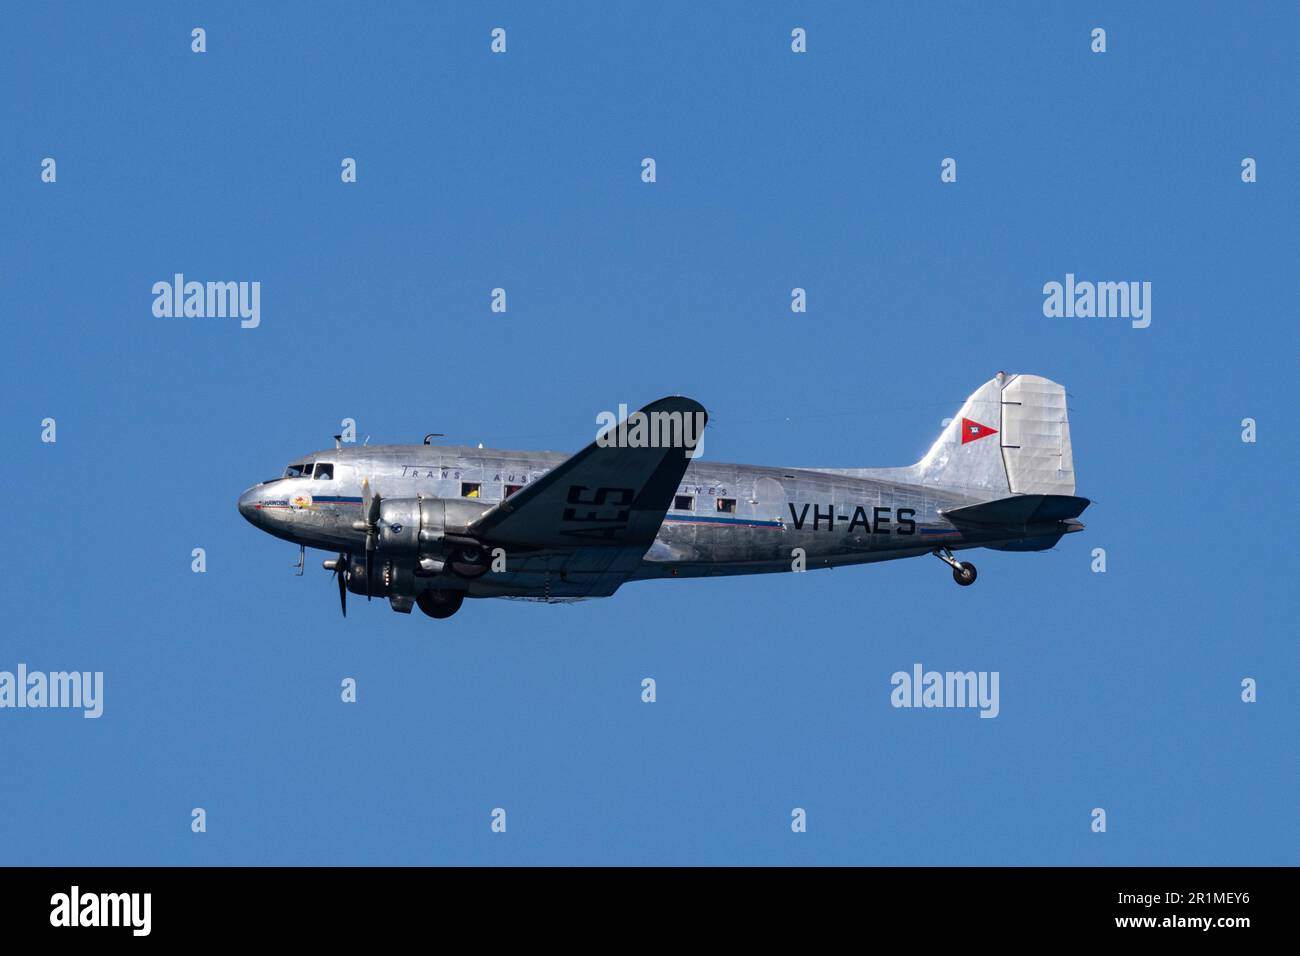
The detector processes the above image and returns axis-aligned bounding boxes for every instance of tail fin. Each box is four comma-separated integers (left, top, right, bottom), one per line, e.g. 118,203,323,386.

912,373,1076,497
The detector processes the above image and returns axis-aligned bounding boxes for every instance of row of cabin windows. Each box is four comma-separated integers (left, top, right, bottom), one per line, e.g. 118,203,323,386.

458,485,734,510
460,482,523,499
459,485,735,512
282,469,730,512
675,494,735,514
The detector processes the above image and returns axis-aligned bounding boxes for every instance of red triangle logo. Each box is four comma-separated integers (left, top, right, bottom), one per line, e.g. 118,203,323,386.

961,418,998,444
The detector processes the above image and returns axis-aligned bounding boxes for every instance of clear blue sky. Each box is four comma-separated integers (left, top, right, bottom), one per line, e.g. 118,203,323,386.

2,2,1295,865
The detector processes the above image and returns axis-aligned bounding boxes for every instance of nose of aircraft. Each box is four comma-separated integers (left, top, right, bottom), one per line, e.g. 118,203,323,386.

237,486,261,527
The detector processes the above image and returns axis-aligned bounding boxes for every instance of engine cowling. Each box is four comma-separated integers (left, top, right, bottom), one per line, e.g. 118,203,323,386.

375,497,492,555
344,553,421,598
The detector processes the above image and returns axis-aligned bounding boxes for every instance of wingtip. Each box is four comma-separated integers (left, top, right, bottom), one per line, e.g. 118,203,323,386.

641,395,708,421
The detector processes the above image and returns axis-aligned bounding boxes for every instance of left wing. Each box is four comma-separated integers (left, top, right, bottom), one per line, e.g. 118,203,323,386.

469,396,707,549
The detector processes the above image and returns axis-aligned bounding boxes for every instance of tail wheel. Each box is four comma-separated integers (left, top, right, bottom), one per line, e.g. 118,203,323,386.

952,562,977,587
416,589,465,619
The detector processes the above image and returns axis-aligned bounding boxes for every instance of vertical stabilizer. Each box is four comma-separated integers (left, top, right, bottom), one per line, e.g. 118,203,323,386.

913,374,1076,498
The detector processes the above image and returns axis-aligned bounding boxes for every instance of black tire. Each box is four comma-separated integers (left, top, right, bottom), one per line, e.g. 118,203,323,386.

952,562,977,587
416,589,465,619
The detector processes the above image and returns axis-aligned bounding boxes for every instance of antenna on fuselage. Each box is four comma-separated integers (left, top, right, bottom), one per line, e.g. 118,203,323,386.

423,433,445,445
333,434,342,449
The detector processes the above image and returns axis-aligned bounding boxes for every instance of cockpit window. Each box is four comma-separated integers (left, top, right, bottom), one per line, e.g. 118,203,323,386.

313,463,334,480
285,463,310,478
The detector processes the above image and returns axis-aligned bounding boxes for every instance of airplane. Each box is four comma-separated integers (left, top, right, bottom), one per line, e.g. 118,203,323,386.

237,373,1088,620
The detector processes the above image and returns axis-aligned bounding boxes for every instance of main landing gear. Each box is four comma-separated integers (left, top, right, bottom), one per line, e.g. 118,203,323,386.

933,547,977,587
416,588,464,619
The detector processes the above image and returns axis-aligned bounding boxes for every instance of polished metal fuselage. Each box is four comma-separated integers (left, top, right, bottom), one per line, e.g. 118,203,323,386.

238,444,1036,602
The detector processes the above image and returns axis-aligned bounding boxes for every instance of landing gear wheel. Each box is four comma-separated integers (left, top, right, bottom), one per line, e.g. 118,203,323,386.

416,589,464,619
952,562,977,587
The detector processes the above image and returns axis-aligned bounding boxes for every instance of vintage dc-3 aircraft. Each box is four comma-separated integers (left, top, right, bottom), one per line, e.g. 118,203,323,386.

237,373,1088,620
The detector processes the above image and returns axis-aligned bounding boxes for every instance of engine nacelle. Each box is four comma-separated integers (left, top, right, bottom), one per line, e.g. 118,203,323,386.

376,497,492,555
344,554,419,599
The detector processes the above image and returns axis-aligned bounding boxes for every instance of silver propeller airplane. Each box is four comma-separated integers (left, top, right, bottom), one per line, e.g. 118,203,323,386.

238,373,1088,620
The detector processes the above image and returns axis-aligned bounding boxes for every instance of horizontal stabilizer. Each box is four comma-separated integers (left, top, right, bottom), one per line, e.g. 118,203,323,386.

943,494,1090,529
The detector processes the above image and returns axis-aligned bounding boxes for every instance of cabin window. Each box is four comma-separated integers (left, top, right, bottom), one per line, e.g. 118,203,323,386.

285,463,310,478
716,497,736,514
461,482,481,498
313,463,334,480
505,484,523,498
674,495,694,511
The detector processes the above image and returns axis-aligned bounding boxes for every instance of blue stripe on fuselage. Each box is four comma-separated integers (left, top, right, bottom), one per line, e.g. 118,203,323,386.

662,514,783,528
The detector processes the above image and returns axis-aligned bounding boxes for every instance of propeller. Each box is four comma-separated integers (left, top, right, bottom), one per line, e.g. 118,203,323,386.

336,557,347,616
323,554,348,617
361,478,381,601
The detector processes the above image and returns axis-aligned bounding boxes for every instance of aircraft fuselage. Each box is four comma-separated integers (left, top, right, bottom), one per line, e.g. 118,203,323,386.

238,444,1059,604
238,377,1086,615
